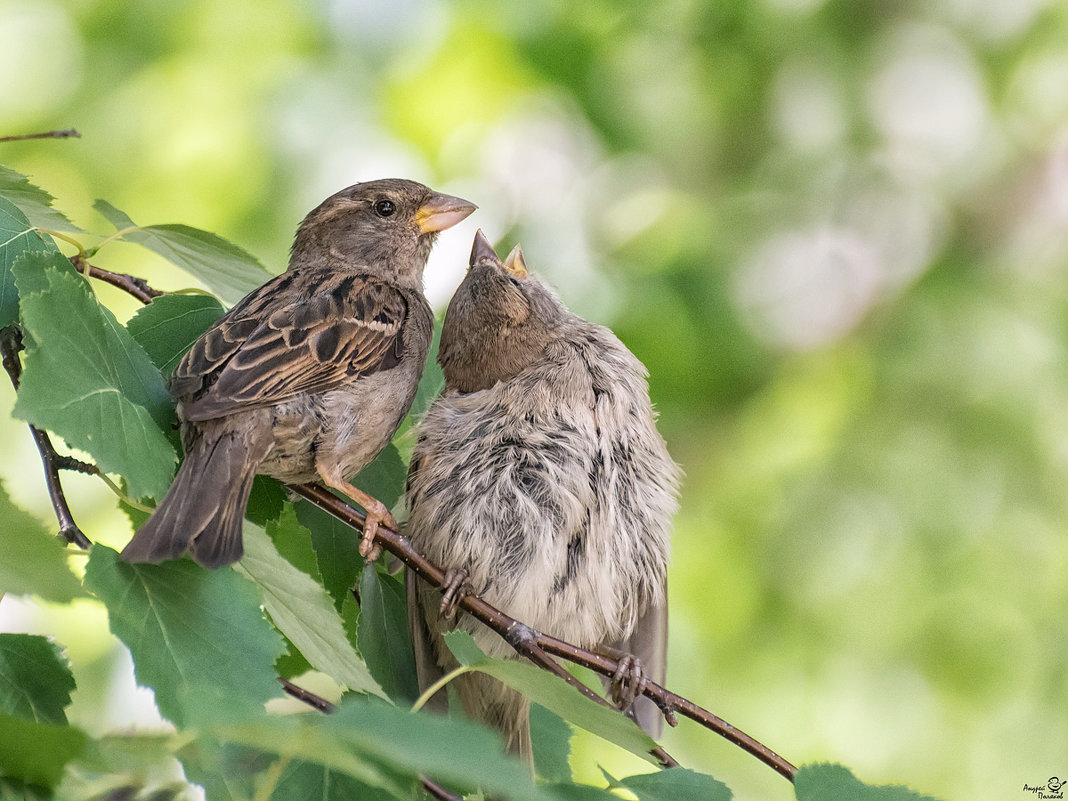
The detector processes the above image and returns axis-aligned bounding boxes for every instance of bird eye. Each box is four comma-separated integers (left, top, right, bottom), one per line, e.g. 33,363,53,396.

373,199,396,217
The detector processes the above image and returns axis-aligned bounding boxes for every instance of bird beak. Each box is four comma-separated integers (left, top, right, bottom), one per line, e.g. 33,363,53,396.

469,229,500,267
415,192,477,233
502,243,528,278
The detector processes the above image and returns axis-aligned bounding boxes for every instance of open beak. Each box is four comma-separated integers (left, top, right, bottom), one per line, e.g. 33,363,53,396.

469,229,501,268
415,192,477,233
502,243,528,278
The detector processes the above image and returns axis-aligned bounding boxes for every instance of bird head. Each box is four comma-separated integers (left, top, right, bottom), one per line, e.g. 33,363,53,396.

290,179,476,285
439,230,568,393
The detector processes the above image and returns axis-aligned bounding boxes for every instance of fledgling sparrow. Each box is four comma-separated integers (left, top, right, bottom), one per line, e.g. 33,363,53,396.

121,179,476,568
406,231,679,764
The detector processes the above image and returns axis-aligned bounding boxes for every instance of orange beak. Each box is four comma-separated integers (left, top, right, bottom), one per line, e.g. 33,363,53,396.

415,192,477,233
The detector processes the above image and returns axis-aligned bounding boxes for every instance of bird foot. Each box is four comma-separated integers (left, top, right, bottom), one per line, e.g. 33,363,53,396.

439,567,471,619
357,498,396,562
609,653,648,713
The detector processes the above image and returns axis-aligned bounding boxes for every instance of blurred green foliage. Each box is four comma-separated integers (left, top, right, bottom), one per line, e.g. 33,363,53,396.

2,0,1067,798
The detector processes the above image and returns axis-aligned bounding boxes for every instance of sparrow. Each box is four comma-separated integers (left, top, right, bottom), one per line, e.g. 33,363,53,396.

121,179,476,568
405,231,679,764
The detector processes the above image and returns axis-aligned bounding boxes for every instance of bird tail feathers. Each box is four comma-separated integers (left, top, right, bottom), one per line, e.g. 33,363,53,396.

120,430,262,569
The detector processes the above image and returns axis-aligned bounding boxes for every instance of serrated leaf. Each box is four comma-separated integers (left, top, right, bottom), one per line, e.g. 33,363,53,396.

83,545,285,728
237,523,384,698
531,703,572,783
794,764,943,801
0,481,85,602
444,631,657,763
358,562,418,703
0,166,83,233
0,634,76,725
126,293,224,375
0,713,86,788
0,195,55,328
11,253,177,500
604,767,732,801
297,500,363,611
94,199,271,304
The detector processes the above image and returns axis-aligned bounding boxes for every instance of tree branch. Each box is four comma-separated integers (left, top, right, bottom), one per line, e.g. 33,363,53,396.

70,254,164,304
0,325,92,548
0,129,81,143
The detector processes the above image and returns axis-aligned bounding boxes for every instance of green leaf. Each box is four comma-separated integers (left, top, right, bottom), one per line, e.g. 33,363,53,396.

443,631,658,763
0,166,83,233
211,716,398,792
352,442,407,511
408,320,444,422
0,713,86,788
78,731,184,773
94,199,271,304
273,760,403,801
0,195,54,328
0,481,85,602
794,764,944,801
126,293,224,375
11,253,177,500
83,545,285,728
605,767,732,801
0,634,76,725
56,731,185,801
326,697,545,801
296,499,363,611
0,775,51,800
177,740,260,801
357,562,418,703
541,784,618,800
246,475,287,527
530,703,572,783
237,523,384,698
264,503,320,578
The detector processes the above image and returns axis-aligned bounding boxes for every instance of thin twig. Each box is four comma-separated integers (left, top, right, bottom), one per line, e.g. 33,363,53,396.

0,129,81,143
279,677,462,801
70,254,163,304
278,677,336,713
0,325,91,548
79,270,798,781
419,776,462,801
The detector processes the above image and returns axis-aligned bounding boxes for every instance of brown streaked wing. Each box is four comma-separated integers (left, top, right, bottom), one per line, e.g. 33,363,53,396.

181,273,408,421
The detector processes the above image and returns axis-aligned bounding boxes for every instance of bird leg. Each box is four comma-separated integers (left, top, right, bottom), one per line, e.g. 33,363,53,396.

438,567,471,619
317,470,395,561
596,644,649,714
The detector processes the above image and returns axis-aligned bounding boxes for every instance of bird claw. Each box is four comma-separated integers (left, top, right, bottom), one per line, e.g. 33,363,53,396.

610,654,648,713
358,501,395,562
439,567,471,619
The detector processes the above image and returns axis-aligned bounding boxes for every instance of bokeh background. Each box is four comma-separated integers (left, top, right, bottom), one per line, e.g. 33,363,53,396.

2,1,1068,799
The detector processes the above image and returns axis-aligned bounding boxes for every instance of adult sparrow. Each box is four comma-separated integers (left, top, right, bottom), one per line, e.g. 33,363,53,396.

406,231,679,763
121,179,476,568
